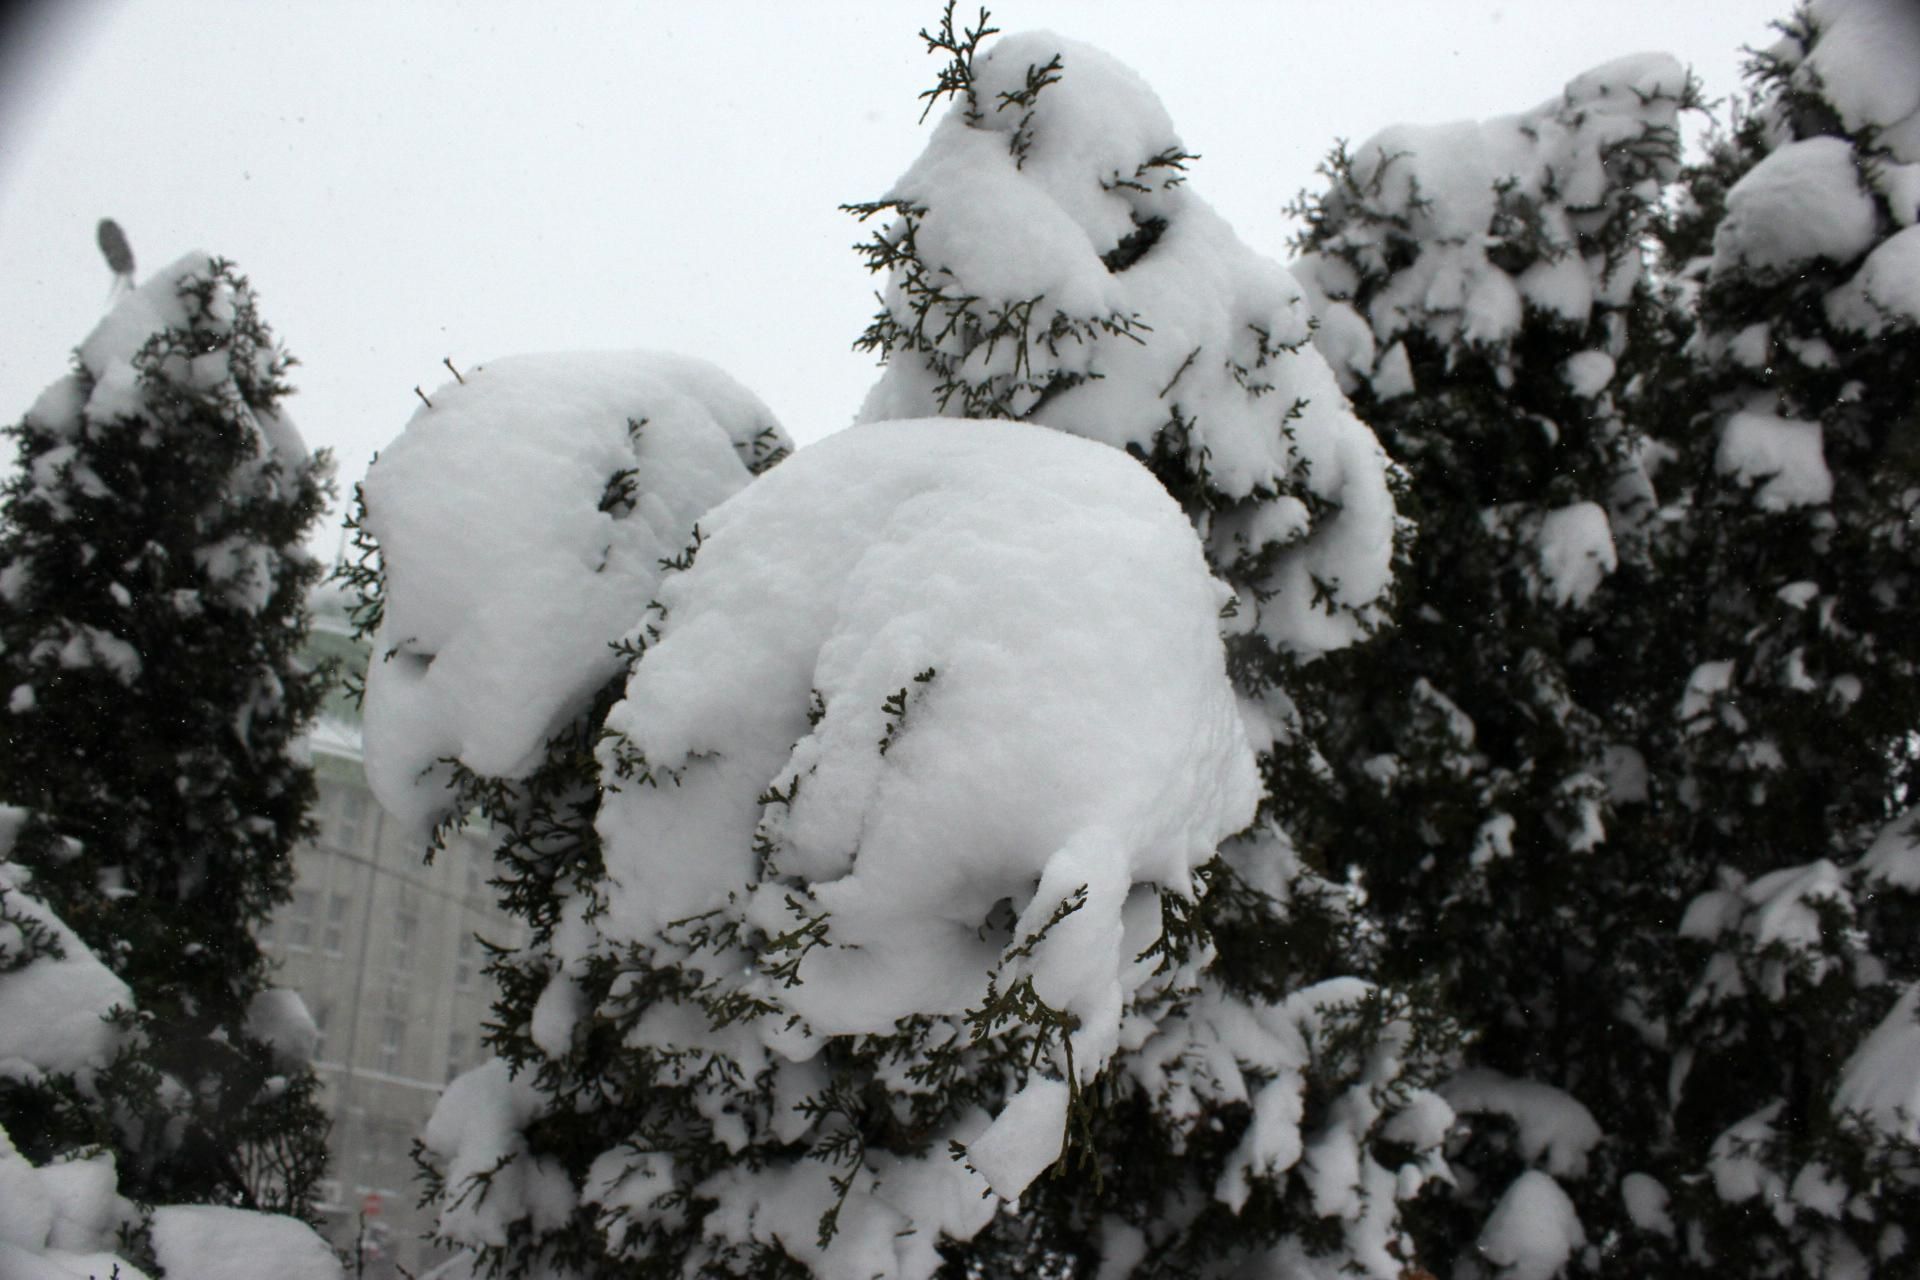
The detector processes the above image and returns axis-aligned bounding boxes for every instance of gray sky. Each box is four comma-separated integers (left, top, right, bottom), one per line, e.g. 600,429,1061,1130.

1,1,1785,553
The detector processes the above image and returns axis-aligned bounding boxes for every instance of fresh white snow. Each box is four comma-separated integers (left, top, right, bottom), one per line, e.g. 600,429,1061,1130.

1440,1069,1603,1179
1709,137,1878,281
593,416,1259,1084
359,349,789,832
150,1206,343,1280
0,856,133,1077
1715,406,1833,510
1475,1170,1586,1280
1833,983,1920,1142
1799,0,1920,161
1534,502,1619,608
855,32,1399,660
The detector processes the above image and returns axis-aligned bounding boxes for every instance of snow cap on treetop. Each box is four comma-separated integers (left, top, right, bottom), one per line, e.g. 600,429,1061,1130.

359,350,789,832
1316,51,1688,355
1791,0,1920,161
31,250,310,466
858,28,1400,658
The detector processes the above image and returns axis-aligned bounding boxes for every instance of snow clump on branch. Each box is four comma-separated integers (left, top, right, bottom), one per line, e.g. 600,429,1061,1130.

853,29,1397,659
357,351,789,833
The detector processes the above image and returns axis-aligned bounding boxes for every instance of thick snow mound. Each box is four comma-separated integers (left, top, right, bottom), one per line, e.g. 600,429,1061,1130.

1800,0,1920,162
361,350,789,831
1,1126,341,1280
0,1125,136,1262
423,1060,573,1247
1825,225,1920,334
1319,52,1687,352
243,988,319,1067
1440,1070,1602,1179
151,1206,341,1280
856,32,1397,658
1534,503,1618,607
0,860,133,1076
880,30,1179,321
1347,53,1687,242
1710,137,1877,280
595,417,1259,1184
1715,406,1832,510
966,1077,1069,1199
1477,1171,1585,1280
1833,983,1920,1140
1858,808,1920,888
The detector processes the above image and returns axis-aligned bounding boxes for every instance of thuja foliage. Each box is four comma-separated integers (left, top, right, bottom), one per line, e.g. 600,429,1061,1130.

1624,5,1920,1272
0,255,334,1219
1280,50,1706,1272
844,7,1454,1276
356,421,814,1280
352,7,1918,1280
1279,4,1920,1276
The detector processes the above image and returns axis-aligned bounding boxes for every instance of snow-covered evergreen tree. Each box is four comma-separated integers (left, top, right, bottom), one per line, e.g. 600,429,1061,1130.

1635,2,1920,1272
1284,51,1700,1277
0,255,335,1245
341,8,1920,1278
348,350,802,1277
845,10,1453,1276
1283,4,1920,1274
1,806,343,1280
363,387,1445,1280
354,20,1461,1269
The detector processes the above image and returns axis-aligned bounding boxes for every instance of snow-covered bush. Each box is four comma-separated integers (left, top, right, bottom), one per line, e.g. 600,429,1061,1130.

1639,2,1920,1272
1283,47,1700,1277
1279,3,1920,1274
344,8,1919,1278
0,807,342,1280
361,14,1453,1273
352,349,788,832
349,348,790,1273
850,9,1399,666
0,253,333,1220
361,362,1450,1275
840,11,1463,1275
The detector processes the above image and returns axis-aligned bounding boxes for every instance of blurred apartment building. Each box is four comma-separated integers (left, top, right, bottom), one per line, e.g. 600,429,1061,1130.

257,590,523,1278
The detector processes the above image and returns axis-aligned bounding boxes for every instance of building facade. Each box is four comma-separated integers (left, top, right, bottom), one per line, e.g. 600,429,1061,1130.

258,597,522,1277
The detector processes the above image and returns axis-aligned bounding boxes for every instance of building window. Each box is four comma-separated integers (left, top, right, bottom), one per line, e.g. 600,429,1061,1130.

287,889,317,949
454,932,476,992
355,1114,385,1168
377,1013,406,1074
312,1000,333,1057
327,787,370,853
322,892,351,956
446,1031,469,1083
390,907,419,977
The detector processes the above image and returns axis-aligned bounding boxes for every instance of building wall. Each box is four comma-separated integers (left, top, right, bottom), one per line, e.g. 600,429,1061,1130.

259,708,522,1276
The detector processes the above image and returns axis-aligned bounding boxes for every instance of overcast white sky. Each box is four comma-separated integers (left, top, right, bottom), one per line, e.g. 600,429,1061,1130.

0,1,1785,552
